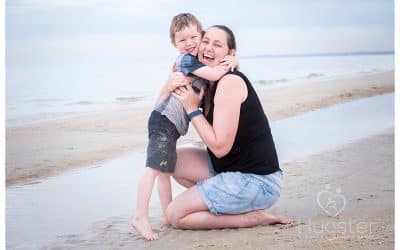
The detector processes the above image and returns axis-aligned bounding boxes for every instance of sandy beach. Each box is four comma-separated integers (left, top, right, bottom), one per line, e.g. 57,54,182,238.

5,71,394,186
42,130,394,249
5,71,394,249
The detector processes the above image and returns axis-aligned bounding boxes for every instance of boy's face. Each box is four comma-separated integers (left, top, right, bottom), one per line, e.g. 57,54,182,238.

174,24,202,56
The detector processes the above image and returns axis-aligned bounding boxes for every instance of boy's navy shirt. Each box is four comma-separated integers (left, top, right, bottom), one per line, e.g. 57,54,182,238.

175,53,205,75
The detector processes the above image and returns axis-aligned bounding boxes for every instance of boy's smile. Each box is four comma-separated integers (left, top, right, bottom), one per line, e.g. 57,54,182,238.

174,24,202,56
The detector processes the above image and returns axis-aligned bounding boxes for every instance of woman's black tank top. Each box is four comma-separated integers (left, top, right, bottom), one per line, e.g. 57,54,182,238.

205,71,280,175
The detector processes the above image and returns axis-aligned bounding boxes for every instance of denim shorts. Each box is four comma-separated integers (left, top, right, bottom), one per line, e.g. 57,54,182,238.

197,156,282,214
145,110,180,173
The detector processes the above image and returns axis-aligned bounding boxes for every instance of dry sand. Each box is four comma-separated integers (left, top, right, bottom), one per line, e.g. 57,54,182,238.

5,71,394,186
45,130,394,249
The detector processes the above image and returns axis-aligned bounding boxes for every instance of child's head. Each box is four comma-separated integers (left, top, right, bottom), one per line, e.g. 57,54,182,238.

169,13,203,56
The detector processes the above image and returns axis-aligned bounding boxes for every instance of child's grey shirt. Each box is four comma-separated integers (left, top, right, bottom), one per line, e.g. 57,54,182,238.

155,53,208,135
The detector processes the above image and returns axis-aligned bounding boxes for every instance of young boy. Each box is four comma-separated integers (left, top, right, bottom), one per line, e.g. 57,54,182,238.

131,13,237,240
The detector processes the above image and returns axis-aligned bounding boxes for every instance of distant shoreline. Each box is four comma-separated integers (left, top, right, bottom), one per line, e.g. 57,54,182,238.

240,50,394,59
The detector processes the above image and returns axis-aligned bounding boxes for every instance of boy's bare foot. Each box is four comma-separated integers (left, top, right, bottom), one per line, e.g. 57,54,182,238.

249,210,293,226
131,216,159,241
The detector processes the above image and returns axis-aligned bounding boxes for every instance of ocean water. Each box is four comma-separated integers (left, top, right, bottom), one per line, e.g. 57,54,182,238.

6,53,394,128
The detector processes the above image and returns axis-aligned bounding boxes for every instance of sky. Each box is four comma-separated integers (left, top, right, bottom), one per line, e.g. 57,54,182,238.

6,0,394,67
4,0,395,104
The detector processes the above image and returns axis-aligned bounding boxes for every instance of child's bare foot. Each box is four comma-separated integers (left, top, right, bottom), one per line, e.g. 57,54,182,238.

131,216,159,241
249,210,293,226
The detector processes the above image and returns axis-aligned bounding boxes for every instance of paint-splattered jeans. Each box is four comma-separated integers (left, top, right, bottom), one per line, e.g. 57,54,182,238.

145,110,180,173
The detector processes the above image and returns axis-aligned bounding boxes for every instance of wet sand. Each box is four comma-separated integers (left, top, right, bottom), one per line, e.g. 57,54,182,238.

44,130,394,249
5,71,394,186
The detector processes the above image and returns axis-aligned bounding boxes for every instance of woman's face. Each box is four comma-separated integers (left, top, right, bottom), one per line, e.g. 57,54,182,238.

198,27,232,66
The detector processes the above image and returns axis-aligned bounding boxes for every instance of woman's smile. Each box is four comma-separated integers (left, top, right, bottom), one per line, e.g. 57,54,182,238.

201,53,215,63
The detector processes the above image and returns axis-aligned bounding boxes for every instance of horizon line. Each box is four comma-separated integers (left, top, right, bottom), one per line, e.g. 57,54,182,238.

240,50,394,59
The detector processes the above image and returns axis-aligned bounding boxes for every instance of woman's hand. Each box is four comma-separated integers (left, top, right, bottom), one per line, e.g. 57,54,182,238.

172,84,205,113
220,55,240,72
154,72,189,108
166,72,189,92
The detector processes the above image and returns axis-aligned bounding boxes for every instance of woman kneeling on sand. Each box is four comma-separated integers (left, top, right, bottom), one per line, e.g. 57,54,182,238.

167,25,292,229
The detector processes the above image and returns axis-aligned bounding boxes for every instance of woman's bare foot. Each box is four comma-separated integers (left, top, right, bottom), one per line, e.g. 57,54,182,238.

272,214,293,224
131,216,159,241
249,210,293,226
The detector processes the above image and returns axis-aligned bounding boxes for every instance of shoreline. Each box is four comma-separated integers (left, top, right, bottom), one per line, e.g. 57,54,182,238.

5,71,394,186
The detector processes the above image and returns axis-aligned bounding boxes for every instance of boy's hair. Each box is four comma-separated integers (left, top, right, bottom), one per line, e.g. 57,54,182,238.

170,13,203,45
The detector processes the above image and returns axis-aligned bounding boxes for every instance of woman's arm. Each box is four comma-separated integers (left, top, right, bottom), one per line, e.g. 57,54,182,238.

173,74,247,158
